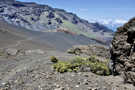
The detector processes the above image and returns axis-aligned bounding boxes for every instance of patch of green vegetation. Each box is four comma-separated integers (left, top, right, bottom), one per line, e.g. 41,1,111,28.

50,56,59,63
52,56,110,76
0,49,4,56
67,48,82,55
61,20,96,38
0,53,2,56
53,61,73,73
62,20,81,34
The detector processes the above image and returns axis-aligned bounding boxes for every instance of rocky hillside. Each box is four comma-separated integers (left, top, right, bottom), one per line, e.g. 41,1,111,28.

0,0,113,44
111,17,135,85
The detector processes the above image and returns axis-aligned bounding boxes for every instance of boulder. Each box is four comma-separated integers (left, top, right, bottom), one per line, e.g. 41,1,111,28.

2,48,25,56
5,48,18,56
110,17,135,85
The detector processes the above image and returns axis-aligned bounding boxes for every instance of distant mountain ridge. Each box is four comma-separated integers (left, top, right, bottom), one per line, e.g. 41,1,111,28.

0,0,114,44
91,19,127,31
0,0,15,3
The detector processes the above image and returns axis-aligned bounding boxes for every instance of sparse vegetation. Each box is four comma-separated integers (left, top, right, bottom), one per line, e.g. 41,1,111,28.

0,49,4,56
0,52,3,56
50,56,59,63
67,48,82,55
52,56,110,75
53,61,72,73
62,20,97,38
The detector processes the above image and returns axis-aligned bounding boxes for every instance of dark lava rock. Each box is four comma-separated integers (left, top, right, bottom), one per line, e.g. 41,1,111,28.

72,17,78,24
55,18,63,24
111,17,135,85
47,12,55,19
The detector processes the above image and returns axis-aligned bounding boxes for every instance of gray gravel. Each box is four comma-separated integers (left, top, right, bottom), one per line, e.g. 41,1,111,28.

0,50,135,90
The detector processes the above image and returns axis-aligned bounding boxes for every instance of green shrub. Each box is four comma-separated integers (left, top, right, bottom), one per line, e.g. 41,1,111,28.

52,56,110,76
53,61,72,73
86,60,110,75
50,56,59,63
0,52,2,56
67,48,82,55
67,48,74,54
88,55,99,62
0,50,4,56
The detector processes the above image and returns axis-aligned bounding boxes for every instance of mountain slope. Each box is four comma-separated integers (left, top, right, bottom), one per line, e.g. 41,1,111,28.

0,0,113,44
0,19,106,51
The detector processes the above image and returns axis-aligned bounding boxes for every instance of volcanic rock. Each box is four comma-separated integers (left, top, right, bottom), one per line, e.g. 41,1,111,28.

111,17,135,85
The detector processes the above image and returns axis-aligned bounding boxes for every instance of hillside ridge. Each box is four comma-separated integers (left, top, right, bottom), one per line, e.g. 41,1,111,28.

0,0,113,44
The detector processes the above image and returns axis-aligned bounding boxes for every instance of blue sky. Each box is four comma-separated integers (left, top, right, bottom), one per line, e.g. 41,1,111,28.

17,0,135,22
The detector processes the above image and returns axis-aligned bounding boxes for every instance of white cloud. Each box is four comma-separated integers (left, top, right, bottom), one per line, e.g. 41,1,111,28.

114,19,127,24
89,18,128,31
101,20,111,25
90,18,127,25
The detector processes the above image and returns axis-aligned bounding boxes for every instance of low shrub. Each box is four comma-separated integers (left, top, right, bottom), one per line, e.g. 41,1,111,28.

67,48,82,55
50,56,59,63
52,56,110,76
0,49,4,56
67,48,74,54
53,61,72,73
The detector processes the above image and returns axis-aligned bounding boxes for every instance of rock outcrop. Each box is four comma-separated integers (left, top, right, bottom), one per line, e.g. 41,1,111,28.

111,17,135,85
67,45,110,59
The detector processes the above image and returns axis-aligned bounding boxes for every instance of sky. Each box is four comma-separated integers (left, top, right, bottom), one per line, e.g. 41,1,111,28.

17,0,135,23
